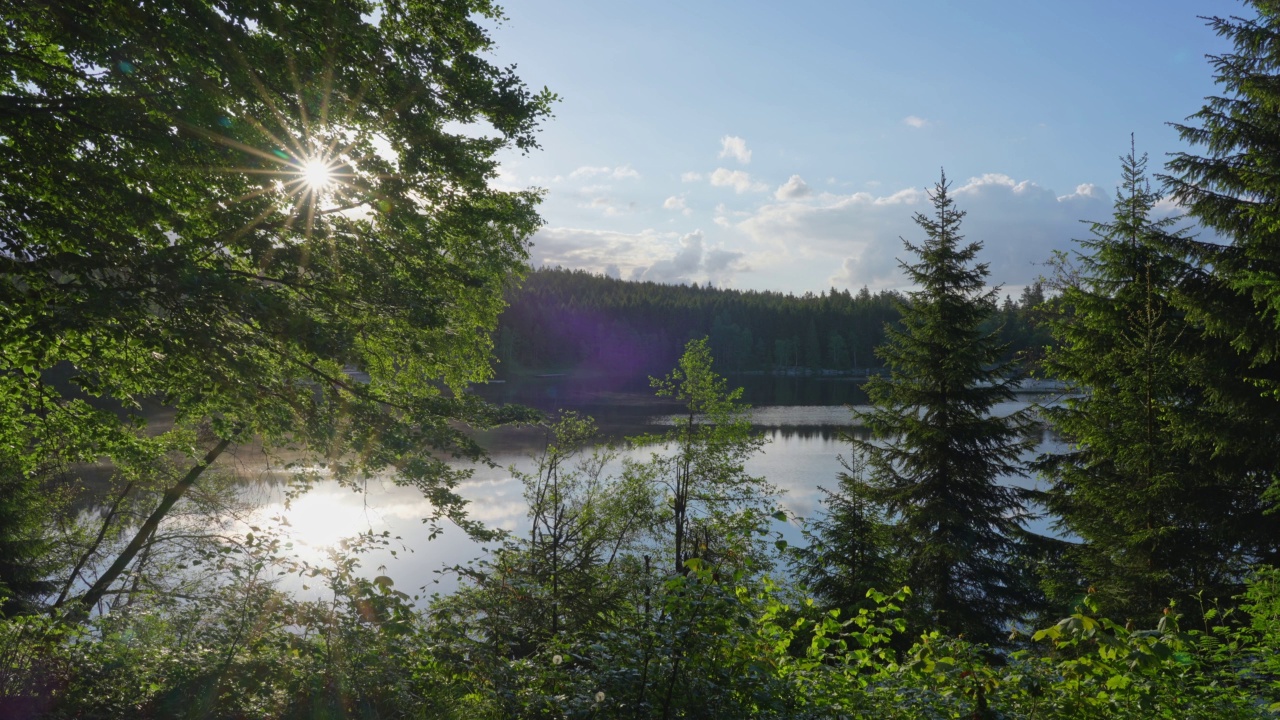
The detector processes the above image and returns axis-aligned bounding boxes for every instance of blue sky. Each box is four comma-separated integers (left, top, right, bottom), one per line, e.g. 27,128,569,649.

483,1,1240,294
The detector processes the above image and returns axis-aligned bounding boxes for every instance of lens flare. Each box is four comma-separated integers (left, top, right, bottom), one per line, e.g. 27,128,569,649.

300,157,333,191
178,51,390,239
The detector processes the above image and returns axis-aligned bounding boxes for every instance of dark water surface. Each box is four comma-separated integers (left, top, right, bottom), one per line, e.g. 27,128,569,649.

467,372,873,440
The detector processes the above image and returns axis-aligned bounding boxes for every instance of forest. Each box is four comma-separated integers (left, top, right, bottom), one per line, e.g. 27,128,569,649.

3,1,1280,718
491,267,1050,376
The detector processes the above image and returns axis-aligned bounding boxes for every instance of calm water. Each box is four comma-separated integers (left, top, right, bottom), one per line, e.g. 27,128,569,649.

239,374,1067,597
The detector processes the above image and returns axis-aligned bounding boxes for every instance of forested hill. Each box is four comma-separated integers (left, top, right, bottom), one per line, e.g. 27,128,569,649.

492,267,1049,377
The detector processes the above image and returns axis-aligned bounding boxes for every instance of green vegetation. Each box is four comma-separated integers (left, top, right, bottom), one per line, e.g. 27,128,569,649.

790,449,897,622
494,266,901,376
1039,144,1280,622
1163,2,1280,524
493,266,1050,377
843,173,1041,643
630,338,776,575
4,343,1279,718
4,0,1280,718
0,458,56,616
2,0,548,616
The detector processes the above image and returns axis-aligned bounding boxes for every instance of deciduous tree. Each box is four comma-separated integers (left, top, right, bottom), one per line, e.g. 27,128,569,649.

628,338,775,576
0,0,552,613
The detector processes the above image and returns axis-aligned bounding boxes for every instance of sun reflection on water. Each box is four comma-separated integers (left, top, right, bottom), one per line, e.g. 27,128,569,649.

260,486,381,557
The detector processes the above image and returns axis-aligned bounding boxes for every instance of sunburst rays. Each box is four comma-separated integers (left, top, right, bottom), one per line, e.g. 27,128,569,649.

301,158,334,191
180,40,393,241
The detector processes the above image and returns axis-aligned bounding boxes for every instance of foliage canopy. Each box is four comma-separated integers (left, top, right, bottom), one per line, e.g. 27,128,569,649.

0,0,552,611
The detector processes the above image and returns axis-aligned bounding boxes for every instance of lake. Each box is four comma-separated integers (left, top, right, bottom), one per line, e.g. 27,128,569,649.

238,374,1068,598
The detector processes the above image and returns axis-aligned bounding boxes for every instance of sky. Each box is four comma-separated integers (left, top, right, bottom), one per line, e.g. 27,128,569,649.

482,0,1242,295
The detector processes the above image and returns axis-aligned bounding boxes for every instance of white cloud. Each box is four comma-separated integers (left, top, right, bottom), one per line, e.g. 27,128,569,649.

531,227,745,286
1057,183,1104,202
663,195,693,216
569,165,640,180
490,166,523,192
681,171,703,182
580,193,636,217
704,248,744,280
874,187,927,205
719,135,752,164
633,230,748,285
710,167,768,194
775,175,811,200
570,165,610,179
636,230,706,283
1152,195,1186,217
713,202,750,226
903,115,930,128
531,227,679,273
736,174,1115,290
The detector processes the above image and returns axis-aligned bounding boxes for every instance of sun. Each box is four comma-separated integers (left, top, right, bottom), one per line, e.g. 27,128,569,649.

184,63,381,238
300,157,334,191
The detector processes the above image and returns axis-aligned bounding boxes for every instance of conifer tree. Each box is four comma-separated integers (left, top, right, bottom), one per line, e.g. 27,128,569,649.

1163,2,1280,518
855,172,1038,642
1038,145,1273,621
0,455,55,616
793,449,898,615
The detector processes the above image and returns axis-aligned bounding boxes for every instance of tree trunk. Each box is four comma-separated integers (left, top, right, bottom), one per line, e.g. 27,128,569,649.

74,437,231,613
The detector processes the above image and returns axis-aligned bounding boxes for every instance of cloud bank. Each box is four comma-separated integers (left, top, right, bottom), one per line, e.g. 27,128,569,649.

737,173,1117,289
531,227,746,286
525,154,1205,295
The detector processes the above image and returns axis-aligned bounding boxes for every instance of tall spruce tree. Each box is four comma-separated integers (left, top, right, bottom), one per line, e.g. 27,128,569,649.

1163,2,1280,520
856,172,1038,642
1039,144,1274,622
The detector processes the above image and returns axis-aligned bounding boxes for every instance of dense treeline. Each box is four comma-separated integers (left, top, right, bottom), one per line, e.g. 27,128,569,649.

493,267,1050,376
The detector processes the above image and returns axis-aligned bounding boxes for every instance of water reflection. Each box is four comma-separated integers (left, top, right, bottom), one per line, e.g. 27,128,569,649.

239,376,1071,597
471,372,872,409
